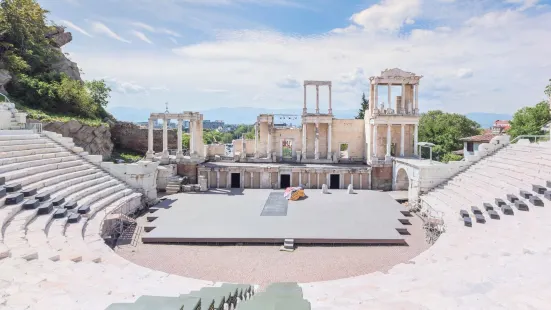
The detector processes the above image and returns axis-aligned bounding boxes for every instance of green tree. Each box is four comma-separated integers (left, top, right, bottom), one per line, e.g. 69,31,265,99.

441,152,463,163
545,79,551,98
508,101,551,139
355,92,369,119
86,79,111,107
182,133,190,150
418,110,481,159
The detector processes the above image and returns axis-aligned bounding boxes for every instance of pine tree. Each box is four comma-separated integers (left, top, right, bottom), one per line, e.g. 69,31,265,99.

355,92,369,119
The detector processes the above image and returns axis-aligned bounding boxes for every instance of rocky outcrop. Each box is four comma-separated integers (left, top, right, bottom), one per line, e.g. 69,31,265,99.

43,120,113,159
0,69,11,95
51,48,81,81
111,121,179,154
46,26,73,48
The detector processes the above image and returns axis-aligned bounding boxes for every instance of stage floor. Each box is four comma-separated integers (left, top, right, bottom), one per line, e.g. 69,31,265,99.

142,189,410,245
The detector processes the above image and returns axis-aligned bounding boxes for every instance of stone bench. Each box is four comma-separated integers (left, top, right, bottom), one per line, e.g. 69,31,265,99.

52,197,65,206
501,205,514,215
507,194,519,203
471,206,482,215
67,213,81,223
5,193,23,205
22,199,39,210
35,192,50,202
495,198,506,207
0,186,5,199
5,183,22,192
53,208,67,219
37,202,53,215
459,210,469,218
483,203,494,211
533,184,546,194
519,190,532,199
474,213,486,223
77,205,90,214
0,176,4,185
487,209,500,219
64,201,77,210
514,200,529,211
463,216,472,227
22,187,37,197
529,196,544,207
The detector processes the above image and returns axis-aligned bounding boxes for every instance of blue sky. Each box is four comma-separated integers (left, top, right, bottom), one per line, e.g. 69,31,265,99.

38,0,551,119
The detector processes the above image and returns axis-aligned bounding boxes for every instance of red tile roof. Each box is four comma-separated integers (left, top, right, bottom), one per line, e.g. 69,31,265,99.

460,131,497,143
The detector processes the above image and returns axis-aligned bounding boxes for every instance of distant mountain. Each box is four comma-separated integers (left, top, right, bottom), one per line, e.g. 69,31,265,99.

466,113,513,129
109,106,358,124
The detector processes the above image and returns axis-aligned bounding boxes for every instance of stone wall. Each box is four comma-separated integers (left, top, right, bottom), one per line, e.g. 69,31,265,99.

371,165,393,191
43,120,113,159
110,121,179,154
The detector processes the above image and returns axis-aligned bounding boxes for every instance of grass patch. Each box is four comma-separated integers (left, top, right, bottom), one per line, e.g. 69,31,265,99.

111,148,144,163
14,103,107,127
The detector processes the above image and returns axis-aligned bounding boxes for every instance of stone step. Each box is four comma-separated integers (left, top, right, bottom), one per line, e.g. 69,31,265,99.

0,153,75,173
0,134,40,141
0,146,66,160
0,142,57,152
0,138,49,146
3,159,83,182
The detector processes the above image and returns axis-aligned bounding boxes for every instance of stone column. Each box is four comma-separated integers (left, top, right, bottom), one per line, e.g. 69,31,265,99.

290,173,293,187
303,85,307,115
388,84,392,111
359,174,363,190
189,120,195,155
374,83,378,109
254,123,258,158
386,124,391,157
340,173,344,189
162,117,169,159
328,85,332,114
267,126,272,159
146,118,154,159
241,171,244,189
372,124,378,158
302,123,307,160
206,171,210,189
277,172,281,188
226,171,231,189
315,85,320,114
415,83,419,113
401,83,406,114
350,174,353,187
400,124,405,157
250,172,254,188
370,83,375,113
327,123,332,160
317,173,320,189
299,172,302,186
414,124,419,156
216,171,220,188
314,122,320,160
176,118,183,158
308,173,311,188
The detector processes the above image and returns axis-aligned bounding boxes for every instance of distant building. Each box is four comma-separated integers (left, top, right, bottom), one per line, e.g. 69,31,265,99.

203,120,225,130
459,129,498,157
491,120,510,134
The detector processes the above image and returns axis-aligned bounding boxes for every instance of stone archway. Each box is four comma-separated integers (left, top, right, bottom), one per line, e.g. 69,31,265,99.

395,168,410,191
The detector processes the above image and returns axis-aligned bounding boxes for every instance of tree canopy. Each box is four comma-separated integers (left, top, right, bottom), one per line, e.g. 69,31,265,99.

418,110,481,160
508,101,550,139
355,93,369,119
0,0,112,120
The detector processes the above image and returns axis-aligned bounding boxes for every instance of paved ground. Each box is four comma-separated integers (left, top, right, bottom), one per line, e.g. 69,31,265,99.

115,190,429,286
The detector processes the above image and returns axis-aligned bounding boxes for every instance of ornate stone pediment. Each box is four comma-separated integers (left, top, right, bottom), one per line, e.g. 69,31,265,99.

380,68,417,78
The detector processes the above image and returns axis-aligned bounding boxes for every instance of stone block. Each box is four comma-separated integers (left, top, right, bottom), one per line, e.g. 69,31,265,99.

483,203,494,211
471,206,482,215
22,188,37,197
77,205,90,214
463,216,472,227
475,213,486,223
514,200,529,211
459,209,469,218
519,190,532,199
52,197,65,206
5,193,23,205
6,183,22,192
545,191,551,201
501,205,514,215
495,198,506,207
37,202,53,215
22,199,39,210
36,193,51,202
322,184,329,194
532,184,546,194
67,213,81,223
488,210,500,219
0,186,5,199
529,196,544,207
347,184,354,194
53,208,67,219
547,180,551,188
64,201,78,210
506,194,519,203
0,176,4,185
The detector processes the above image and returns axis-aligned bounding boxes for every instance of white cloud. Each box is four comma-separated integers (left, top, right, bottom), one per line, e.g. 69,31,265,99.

130,21,181,37
90,21,131,43
131,30,153,44
506,0,540,11
276,76,300,88
169,37,178,44
73,5,551,114
130,21,155,32
350,0,422,32
60,20,92,37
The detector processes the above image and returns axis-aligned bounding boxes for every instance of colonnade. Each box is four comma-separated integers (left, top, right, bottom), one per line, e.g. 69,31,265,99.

301,122,332,160
303,80,332,115
371,82,419,113
146,112,202,160
372,123,418,158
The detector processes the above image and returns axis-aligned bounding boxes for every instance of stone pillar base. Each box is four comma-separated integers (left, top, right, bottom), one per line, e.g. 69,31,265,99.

145,151,154,160
314,152,320,160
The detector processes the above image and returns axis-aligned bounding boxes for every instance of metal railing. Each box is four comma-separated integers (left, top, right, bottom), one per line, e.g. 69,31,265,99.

510,134,550,144
0,93,11,103
25,122,42,134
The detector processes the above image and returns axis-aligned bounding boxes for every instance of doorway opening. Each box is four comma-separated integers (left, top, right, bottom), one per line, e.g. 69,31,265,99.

231,173,241,188
340,143,349,159
282,139,293,159
330,174,340,189
280,174,291,188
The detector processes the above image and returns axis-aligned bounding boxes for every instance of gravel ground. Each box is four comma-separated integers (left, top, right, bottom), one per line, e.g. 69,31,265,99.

115,213,430,286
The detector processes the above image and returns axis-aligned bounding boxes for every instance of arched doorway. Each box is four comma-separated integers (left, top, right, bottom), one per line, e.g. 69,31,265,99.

395,168,410,191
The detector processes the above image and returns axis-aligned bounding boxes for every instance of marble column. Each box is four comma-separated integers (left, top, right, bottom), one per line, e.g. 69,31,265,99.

401,83,406,113
359,174,363,190
146,118,154,159
240,171,244,189
350,174,353,187
267,126,272,159
386,124,391,157
374,83,379,109
308,173,311,188
176,119,183,158
415,83,419,113
315,85,320,114
328,85,332,114
303,85,307,114
250,172,254,188
327,123,332,160
400,124,405,157
317,173,320,189
254,123,258,158
206,171,210,189
299,172,302,186
277,172,281,188
302,123,307,160
162,117,168,159
370,84,375,113
189,120,195,155
226,171,231,189
340,173,344,189
388,84,392,111
314,122,320,160
414,124,419,156
372,124,378,158
290,173,293,187
216,171,220,188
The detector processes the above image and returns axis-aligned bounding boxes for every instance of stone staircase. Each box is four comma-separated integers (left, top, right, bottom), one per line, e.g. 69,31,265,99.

165,176,182,195
420,141,551,227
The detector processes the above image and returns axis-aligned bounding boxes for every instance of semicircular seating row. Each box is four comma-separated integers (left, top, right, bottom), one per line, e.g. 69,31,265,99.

0,130,218,309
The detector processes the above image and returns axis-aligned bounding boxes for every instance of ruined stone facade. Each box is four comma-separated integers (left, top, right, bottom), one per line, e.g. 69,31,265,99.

110,121,179,154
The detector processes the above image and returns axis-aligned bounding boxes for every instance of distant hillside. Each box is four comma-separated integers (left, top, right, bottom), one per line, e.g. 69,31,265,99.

465,113,513,129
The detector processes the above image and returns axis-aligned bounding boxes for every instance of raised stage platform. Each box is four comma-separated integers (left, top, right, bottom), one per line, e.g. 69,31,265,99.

142,189,411,245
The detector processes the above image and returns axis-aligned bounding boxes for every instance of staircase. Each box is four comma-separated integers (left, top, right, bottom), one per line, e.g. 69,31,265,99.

166,176,182,194
420,140,551,228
